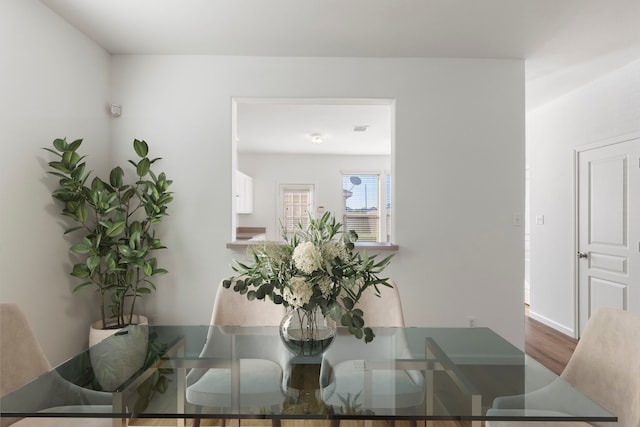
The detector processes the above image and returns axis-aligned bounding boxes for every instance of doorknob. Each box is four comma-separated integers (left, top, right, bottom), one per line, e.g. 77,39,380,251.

577,252,588,259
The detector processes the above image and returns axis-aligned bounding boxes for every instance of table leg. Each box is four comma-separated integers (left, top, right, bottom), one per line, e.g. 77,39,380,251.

176,341,185,427
111,391,127,427
471,394,482,427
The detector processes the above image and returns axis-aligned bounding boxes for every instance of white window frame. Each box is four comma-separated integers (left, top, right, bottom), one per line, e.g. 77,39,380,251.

341,171,390,243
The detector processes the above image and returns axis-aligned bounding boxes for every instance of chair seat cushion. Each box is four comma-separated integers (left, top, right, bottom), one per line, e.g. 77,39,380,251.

186,358,285,409
321,360,423,409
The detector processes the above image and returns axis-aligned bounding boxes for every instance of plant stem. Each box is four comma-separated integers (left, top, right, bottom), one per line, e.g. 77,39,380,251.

100,289,106,329
129,268,140,325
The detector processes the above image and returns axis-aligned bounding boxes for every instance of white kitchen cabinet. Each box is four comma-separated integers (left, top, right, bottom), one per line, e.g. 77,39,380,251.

235,170,253,214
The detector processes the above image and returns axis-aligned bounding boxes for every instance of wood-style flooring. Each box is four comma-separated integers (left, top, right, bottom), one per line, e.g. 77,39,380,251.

524,306,578,376
133,306,578,427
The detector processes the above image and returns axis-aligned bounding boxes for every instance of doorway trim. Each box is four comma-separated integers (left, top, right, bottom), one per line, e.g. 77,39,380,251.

230,97,396,242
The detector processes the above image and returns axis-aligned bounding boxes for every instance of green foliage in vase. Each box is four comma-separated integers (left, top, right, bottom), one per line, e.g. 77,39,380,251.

44,137,173,328
224,212,393,343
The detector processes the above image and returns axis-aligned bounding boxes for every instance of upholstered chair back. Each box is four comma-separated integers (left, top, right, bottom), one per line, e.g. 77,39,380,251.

561,307,640,427
0,304,115,427
356,280,405,327
211,282,286,326
0,303,51,398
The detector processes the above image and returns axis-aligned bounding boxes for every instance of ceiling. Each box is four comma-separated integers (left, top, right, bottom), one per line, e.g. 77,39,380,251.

236,100,392,155
39,0,640,154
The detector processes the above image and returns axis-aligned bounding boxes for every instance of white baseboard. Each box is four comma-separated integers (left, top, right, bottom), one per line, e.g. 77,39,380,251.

528,310,575,338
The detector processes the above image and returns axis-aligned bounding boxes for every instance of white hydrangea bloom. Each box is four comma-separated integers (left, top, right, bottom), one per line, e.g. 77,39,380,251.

283,276,313,308
321,241,349,264
292,241,320,274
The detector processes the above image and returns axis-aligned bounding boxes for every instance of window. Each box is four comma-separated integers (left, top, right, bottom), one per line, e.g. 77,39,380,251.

279,184,314,236
342,173,391,242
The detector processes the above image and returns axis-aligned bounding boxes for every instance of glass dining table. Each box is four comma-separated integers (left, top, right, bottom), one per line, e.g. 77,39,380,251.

0,325,615,427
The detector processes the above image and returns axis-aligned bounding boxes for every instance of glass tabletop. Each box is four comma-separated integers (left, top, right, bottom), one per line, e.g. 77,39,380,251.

0,325,616,424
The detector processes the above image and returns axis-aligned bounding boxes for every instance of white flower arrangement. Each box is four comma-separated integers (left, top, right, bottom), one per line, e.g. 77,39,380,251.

224,212,393,342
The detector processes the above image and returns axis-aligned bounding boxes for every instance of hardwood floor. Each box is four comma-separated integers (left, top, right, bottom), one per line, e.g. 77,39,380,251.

524,305,578,376
133,307,578,427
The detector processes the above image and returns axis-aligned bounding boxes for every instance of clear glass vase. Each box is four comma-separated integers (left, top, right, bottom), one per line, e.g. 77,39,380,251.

279,306,336,357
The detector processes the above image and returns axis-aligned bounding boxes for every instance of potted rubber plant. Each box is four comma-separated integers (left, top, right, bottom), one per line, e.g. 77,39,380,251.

44,137,173,330
44,137,173,390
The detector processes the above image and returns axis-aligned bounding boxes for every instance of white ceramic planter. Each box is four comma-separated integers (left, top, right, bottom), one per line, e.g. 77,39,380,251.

89,315,149,391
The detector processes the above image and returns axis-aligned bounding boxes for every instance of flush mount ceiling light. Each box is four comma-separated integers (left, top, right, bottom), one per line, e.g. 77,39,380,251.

311,134,323,144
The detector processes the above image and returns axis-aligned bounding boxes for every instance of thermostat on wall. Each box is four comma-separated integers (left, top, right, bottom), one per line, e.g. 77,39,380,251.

110,104,122,117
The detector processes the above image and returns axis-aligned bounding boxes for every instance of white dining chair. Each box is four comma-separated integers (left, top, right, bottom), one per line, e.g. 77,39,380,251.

487,307,640,427
0,303,112,427
185,282,288,427
319,281,423,427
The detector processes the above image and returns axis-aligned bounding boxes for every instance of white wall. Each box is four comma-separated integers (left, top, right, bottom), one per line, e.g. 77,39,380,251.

109,56,526,348
0,2,526,363
0,0,110,364
528,59,640,336
238,153,390,240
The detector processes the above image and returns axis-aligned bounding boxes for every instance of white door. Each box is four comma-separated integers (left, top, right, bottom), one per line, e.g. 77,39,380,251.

577,137,640,335
278,184,314,235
